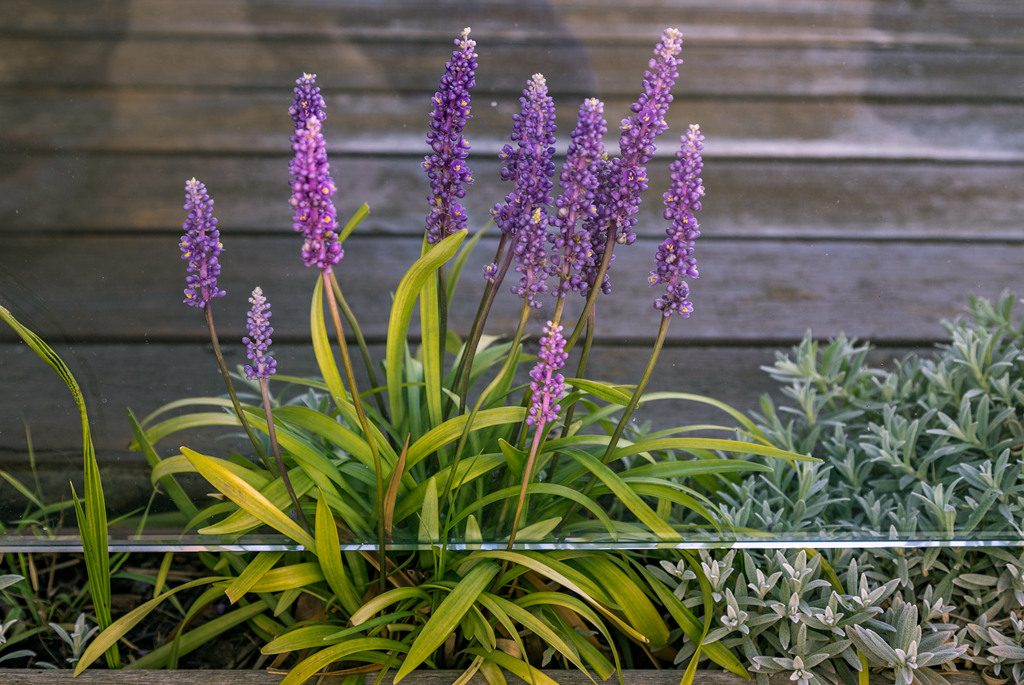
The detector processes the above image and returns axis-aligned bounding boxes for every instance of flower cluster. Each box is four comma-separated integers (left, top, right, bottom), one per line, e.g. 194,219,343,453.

423,27,478,244
289,112,343,271
289,73,326,128
527,321,568,426
650,124,705,317
548,98,608,295
609,27,684,246
493,74,558,238
180,178,225,308
243,286,277,380
495,74,558,306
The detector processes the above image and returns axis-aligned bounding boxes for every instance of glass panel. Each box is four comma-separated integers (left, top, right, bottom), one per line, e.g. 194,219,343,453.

2,2,1022,555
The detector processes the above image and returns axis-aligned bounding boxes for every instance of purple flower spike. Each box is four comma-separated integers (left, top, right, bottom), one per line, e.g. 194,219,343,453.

493,73,558,238
180,177,226,308
548,97,607,296
244,286,277,380
609,27,684,247
650,124,705,317
289,115,344,271
527,321,568,427
423,27,478,244
290,73,326,128
495,74,558,306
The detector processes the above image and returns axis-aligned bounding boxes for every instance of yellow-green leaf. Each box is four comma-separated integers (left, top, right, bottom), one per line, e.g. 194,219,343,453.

394,561,499,683
182,447,315,550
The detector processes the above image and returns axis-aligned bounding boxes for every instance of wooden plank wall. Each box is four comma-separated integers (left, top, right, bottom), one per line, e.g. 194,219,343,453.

1,0,1023,510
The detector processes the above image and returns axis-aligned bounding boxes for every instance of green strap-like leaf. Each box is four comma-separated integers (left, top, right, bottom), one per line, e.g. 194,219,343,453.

315,493,362,615
244,562,324,593
393,561,500,683
476,591,593,677
570,555,669,648
386,230,465,427
611,437,813,464
128,409,198,521
559,447,678,539
406,407,527,468
125,599,270,670
629,560,747,677
73,575,228,675
465,551,646,643
566,378,635,405
224,551,283,604
279,637,409,685
1,305,118,668
182,446,315,549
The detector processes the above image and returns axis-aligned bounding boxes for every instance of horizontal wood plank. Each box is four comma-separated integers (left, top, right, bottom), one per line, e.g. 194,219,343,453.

2,236,1013,344
2,36,1021,101
3,154,1022,239
5,0,1023,49
4,91,1023,161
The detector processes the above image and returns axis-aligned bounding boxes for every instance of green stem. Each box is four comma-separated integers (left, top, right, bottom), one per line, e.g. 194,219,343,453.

568,314,672,520
329,271,387,421
259,378,310,534
203,303,268,467
322,269,387,592
599,314,671,464
440,302,531,509
507,419,546,550
565,225,618,353
451,234,513,416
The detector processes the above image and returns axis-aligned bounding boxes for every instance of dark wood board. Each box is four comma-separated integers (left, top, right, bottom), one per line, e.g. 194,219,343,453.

3,154,1022,239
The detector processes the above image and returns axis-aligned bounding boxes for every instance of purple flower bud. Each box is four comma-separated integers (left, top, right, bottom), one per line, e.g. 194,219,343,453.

290,73,326,128
650,124,704,317
527,321,568,427
243,286,277,380
180,178,225,308
423,28,478,244
289,113,344,271
548,98,607,296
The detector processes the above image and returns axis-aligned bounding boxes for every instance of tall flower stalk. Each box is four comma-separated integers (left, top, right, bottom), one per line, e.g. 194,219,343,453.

601,124,705,465
566,27,684,352
454,72,557,412
289,73,386,577
179,177,267,464
243,287,309,532
548,97,608,326
508,320,567,549
423,28,477,245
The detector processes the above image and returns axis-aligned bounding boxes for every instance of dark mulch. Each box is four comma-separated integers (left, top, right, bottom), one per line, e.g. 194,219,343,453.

1,552,267,670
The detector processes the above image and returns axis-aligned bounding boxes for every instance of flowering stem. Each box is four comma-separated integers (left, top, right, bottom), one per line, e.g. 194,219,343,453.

322,269,387,590
544,305,594,480
570,314,672,515
259,377,310,534
203,304,268,466
328,271,387,420
507,418,547,550
602,314,670,463
440,301,530,507
565,225,617,353
453,236,516,414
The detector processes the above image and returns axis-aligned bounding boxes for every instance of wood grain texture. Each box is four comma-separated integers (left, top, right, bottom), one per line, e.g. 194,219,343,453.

4,154,1024,239
0,0,1021,548
1,235,1014,343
